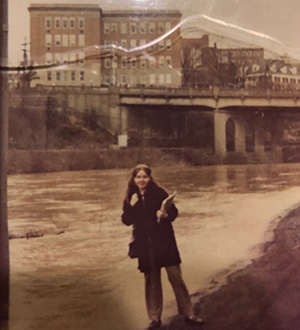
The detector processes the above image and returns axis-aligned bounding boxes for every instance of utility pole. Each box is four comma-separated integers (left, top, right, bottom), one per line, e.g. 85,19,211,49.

0,0,10,325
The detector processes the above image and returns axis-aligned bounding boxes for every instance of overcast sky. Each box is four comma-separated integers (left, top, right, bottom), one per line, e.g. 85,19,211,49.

8,0,300,65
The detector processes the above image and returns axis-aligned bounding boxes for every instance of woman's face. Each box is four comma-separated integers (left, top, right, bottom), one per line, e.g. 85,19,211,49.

134,169,151,192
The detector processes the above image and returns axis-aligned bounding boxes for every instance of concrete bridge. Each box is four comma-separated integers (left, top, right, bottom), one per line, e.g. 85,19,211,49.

10,86,300,164
118,87,300,163
119,87,300,109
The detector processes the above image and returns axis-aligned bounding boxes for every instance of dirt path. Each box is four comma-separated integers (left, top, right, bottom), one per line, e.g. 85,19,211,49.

163,206,300,330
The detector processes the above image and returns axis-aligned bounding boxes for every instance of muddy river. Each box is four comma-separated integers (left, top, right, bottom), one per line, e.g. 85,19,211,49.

7,163,300,330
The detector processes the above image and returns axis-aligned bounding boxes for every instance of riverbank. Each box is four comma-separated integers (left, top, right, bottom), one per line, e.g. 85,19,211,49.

163,205,300,330
8,147,293,175
7,148,213,174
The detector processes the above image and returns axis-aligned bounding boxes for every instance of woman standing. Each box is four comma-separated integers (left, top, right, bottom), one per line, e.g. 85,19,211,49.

121,164,204,329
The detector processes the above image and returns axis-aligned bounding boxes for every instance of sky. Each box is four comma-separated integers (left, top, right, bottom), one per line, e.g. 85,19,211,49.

8,0,300,66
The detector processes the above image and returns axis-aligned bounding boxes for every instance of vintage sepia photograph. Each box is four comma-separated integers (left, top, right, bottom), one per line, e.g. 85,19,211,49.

1,0,300,329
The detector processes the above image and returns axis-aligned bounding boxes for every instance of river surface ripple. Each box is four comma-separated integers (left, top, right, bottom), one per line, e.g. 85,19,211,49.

7,163,300,330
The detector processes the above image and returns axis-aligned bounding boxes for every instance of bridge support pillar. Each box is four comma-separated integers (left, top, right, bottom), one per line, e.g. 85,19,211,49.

214,110,229,158
235,117,246,153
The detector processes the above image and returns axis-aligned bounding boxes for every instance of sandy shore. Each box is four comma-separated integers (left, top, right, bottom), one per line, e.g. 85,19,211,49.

162,205,300,330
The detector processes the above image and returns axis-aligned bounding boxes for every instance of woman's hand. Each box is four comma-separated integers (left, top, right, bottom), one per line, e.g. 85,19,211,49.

156,209,168,221
130,193,139,207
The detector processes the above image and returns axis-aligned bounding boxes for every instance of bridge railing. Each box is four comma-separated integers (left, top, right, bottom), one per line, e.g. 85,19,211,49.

119,86,300,99
9,84,300,99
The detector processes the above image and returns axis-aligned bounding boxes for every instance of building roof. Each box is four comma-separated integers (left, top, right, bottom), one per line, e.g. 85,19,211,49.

247,59,300,76
102,10,182,18
28,4,101,12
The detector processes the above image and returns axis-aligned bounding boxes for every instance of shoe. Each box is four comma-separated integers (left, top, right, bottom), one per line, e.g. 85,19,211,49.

184,315,204,326
148,319,162,329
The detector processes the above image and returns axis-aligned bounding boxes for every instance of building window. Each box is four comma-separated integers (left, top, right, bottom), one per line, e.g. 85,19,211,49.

166,74,171,84
78,35,85,47
63,53,69,64
55,35,61,47
45,17,52,29
62,35,68,47
45,34,52,47
70,35,76,47
159,74,165,84
55,53,62,64
149,23,155,33
159,40,164,51
130,23,137,34
78,18,84,29
131,57,137,68
121,39,127,48
46,53,52,64
166,56,172,67
140,23,146,34
62,18,68,29
122,75,127,84
104,23,110,34
55,17,61,29
47,71,52,81
166,39,171,50
130,40,136,49
56,71,61,81
70,53,76,64
150,74,155,85
165,22,171,31
69,18,75,29
79,52,85,64
158,22,164,34
105,58,111,69
80,71,85,81
121,57,127,68
140,39,146,47
140,74,146,85
140,58,146,69
71,71,76,81
121,23,127,34
149,44,155,51
159,56,164,68
149,57,155,68
111,23,117,33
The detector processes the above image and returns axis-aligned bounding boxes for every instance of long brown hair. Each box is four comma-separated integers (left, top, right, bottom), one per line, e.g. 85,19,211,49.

125,164,157,202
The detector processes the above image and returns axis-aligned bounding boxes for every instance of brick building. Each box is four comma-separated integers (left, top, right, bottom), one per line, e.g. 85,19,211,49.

28,4,182,88
28,4,102,87
100,10,182,87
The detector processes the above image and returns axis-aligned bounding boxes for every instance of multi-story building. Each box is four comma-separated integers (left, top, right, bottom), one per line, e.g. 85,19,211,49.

100,10,182,88
28,4,101,86
245,59,300,90
28,4,182,88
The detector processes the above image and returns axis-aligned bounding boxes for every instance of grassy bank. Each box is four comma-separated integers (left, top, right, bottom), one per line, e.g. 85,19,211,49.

8,148,217,174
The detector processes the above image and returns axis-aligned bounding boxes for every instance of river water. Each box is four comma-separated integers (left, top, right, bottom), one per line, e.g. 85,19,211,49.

7,163,300,330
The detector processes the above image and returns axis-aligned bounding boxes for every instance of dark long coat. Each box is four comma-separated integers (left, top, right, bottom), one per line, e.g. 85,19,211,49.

121,181,181,272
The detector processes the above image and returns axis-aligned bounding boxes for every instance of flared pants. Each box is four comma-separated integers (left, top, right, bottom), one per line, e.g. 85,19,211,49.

144,264,193,322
